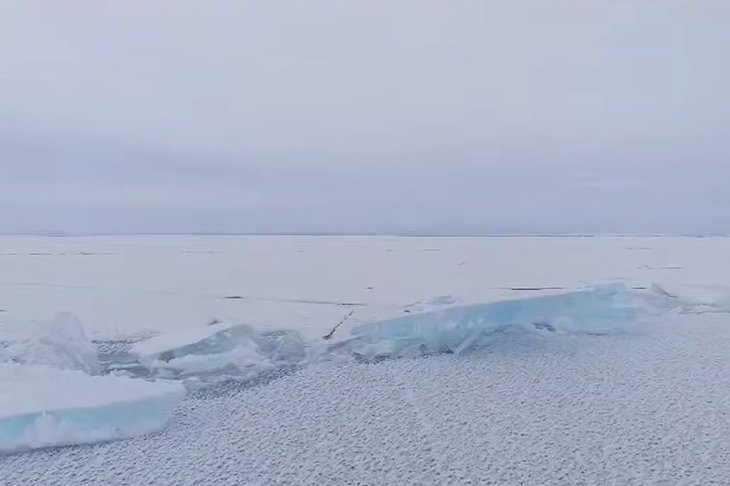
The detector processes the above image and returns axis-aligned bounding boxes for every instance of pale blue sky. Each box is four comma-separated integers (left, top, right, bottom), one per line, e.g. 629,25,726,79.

1,1,728,234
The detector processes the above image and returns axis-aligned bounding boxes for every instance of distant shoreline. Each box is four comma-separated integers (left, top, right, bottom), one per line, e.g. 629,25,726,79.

0,233,727,238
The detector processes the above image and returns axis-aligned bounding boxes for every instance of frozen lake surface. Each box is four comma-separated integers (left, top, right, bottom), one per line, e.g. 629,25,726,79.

1,236,730,484
1,235,728,340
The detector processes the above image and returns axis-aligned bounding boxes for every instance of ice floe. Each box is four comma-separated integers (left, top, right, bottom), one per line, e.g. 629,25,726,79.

0,364,184,454
329,284,639,360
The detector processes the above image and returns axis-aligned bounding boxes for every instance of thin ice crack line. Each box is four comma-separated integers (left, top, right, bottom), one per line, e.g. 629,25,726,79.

387,365,453,477
0,281,366,306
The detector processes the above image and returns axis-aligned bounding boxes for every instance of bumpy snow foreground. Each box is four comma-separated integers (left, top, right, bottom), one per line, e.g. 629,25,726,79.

3,313,730,485
0,364,184,454
3,282,730,483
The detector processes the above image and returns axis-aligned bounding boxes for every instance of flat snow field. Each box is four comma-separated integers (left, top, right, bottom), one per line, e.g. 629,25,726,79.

2,235,730,485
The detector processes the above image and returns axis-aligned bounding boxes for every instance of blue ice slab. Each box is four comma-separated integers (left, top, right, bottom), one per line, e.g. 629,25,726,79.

0,364,185,454
342,285,638,359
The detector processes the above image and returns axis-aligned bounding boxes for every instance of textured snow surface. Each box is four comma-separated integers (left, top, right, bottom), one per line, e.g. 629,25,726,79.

2,316,730,485
0,364,184,454
3,236,730,484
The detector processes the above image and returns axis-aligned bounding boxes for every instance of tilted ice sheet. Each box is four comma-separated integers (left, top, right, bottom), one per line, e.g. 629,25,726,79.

332,284,639,360
129,321,309,384
131,321,257,364
1,313,100,374
0,364,184,454
647,282,730,314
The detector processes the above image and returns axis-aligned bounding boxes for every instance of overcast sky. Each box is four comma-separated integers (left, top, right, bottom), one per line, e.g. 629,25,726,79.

1,1,728,235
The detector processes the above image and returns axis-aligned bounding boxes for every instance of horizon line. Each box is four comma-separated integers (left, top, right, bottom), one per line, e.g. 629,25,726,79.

0,232,727,238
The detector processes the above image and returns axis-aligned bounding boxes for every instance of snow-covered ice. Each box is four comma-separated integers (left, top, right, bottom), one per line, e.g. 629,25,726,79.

2,234,728,341
0,364,184,454
3,235,730,484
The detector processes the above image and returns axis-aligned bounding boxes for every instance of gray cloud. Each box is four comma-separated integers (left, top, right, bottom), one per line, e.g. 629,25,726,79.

1,1,728,234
